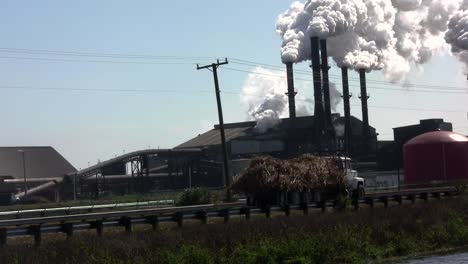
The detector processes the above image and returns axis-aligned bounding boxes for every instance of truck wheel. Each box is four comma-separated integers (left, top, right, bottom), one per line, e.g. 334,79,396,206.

357,184,365,199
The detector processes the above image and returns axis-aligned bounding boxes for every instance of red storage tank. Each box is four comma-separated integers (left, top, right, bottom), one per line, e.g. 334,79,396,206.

403,131,468,186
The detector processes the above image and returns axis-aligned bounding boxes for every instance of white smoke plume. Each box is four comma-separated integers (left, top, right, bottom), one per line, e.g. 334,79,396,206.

446,3,468,74
277,0,467,82
241,67,341,133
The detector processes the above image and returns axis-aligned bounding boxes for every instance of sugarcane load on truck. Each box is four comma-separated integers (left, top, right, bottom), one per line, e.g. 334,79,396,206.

230,154,365,206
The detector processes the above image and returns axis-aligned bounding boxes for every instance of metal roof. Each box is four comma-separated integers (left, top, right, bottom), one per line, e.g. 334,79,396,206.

0,147,76,180
176,115,376,149
176,126,254,149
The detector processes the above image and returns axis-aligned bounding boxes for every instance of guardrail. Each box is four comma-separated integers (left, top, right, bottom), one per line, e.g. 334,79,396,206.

0,186,459,247
0,200,174,220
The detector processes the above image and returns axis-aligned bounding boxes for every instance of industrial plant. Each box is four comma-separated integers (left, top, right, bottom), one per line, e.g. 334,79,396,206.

0,34,465,205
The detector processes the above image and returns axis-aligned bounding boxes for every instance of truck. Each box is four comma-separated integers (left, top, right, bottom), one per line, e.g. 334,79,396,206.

231,155,366,207
330,157,366,199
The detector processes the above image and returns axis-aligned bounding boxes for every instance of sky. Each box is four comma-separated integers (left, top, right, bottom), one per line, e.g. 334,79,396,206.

0,1,467,169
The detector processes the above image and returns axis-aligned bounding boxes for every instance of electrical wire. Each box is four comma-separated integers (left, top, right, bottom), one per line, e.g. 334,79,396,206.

2,84,465,113
0,47,466,91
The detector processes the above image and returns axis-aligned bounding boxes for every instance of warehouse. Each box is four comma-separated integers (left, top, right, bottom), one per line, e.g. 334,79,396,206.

0,146,76,203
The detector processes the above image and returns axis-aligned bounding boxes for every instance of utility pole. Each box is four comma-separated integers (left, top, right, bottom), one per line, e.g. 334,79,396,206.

197,58,231,201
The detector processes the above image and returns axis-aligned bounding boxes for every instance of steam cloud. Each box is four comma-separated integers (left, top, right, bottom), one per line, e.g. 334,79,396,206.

277,0,468,82
241,67,341,133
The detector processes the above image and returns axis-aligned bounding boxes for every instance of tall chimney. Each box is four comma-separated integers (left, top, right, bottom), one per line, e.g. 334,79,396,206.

285,62,296,120
359,69,370,139
311,37,324,147
341,67,352,156
320,39,333,136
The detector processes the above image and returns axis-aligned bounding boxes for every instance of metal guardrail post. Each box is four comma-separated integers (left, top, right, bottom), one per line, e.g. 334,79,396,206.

421,193,429,202
366,198,374,208
264,205,271,218
146,216,159,230
121,217,132,233
284,204,291,217
381,197,389,208
241,207,251,220
197,212,208,224
0,228,6,247
409,194,416,204
175,212,184,227
433,192,441,200
93,220,104,236
301,202,309,215
62,223,74,238
395,195,403,205
321,201,327,212
220,209,230,223
28,225,41,247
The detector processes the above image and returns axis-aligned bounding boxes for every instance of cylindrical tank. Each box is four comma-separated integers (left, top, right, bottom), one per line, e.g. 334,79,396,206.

403,131,468,186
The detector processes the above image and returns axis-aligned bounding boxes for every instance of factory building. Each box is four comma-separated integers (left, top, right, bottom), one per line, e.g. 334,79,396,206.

377,119,454,170
177,114,377,162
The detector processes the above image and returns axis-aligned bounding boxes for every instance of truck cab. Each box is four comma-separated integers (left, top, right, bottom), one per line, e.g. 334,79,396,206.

334,157,365,198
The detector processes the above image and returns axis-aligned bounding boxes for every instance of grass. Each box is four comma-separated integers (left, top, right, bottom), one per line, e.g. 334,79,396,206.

0,191,185,212
3,196,468,263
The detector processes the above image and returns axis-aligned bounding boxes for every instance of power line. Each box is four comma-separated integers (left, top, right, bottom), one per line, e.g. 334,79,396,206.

0,56,198,65
1,47,467,91
1,84,466,113
0,85,238,94
0,48,216,61
222,67,468,95
228,58,468,91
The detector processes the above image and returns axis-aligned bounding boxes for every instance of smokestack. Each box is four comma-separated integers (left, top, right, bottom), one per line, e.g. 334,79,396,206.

311,37,324,145
285,62,296,120
359,69,370,139
341,67,352,155
320,39,333,135
320,39,335,152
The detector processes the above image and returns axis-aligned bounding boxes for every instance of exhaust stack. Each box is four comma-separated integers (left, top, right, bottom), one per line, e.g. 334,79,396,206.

359,69,370,139
320,39,334,136
311,37,324,146
341,67,352,155
320,39,335,151
285,62,296,120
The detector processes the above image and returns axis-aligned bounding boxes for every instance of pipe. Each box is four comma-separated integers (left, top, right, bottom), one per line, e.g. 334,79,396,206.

3,177,63,184
320,39,333,135
285,62,296,120
71,148,202,179
311,37,324,146
83,173,184,181
15,178,63,201
341,67,352,155
359,69,370,139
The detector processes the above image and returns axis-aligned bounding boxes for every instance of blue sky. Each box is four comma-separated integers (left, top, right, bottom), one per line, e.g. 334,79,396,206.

1,1,467,169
